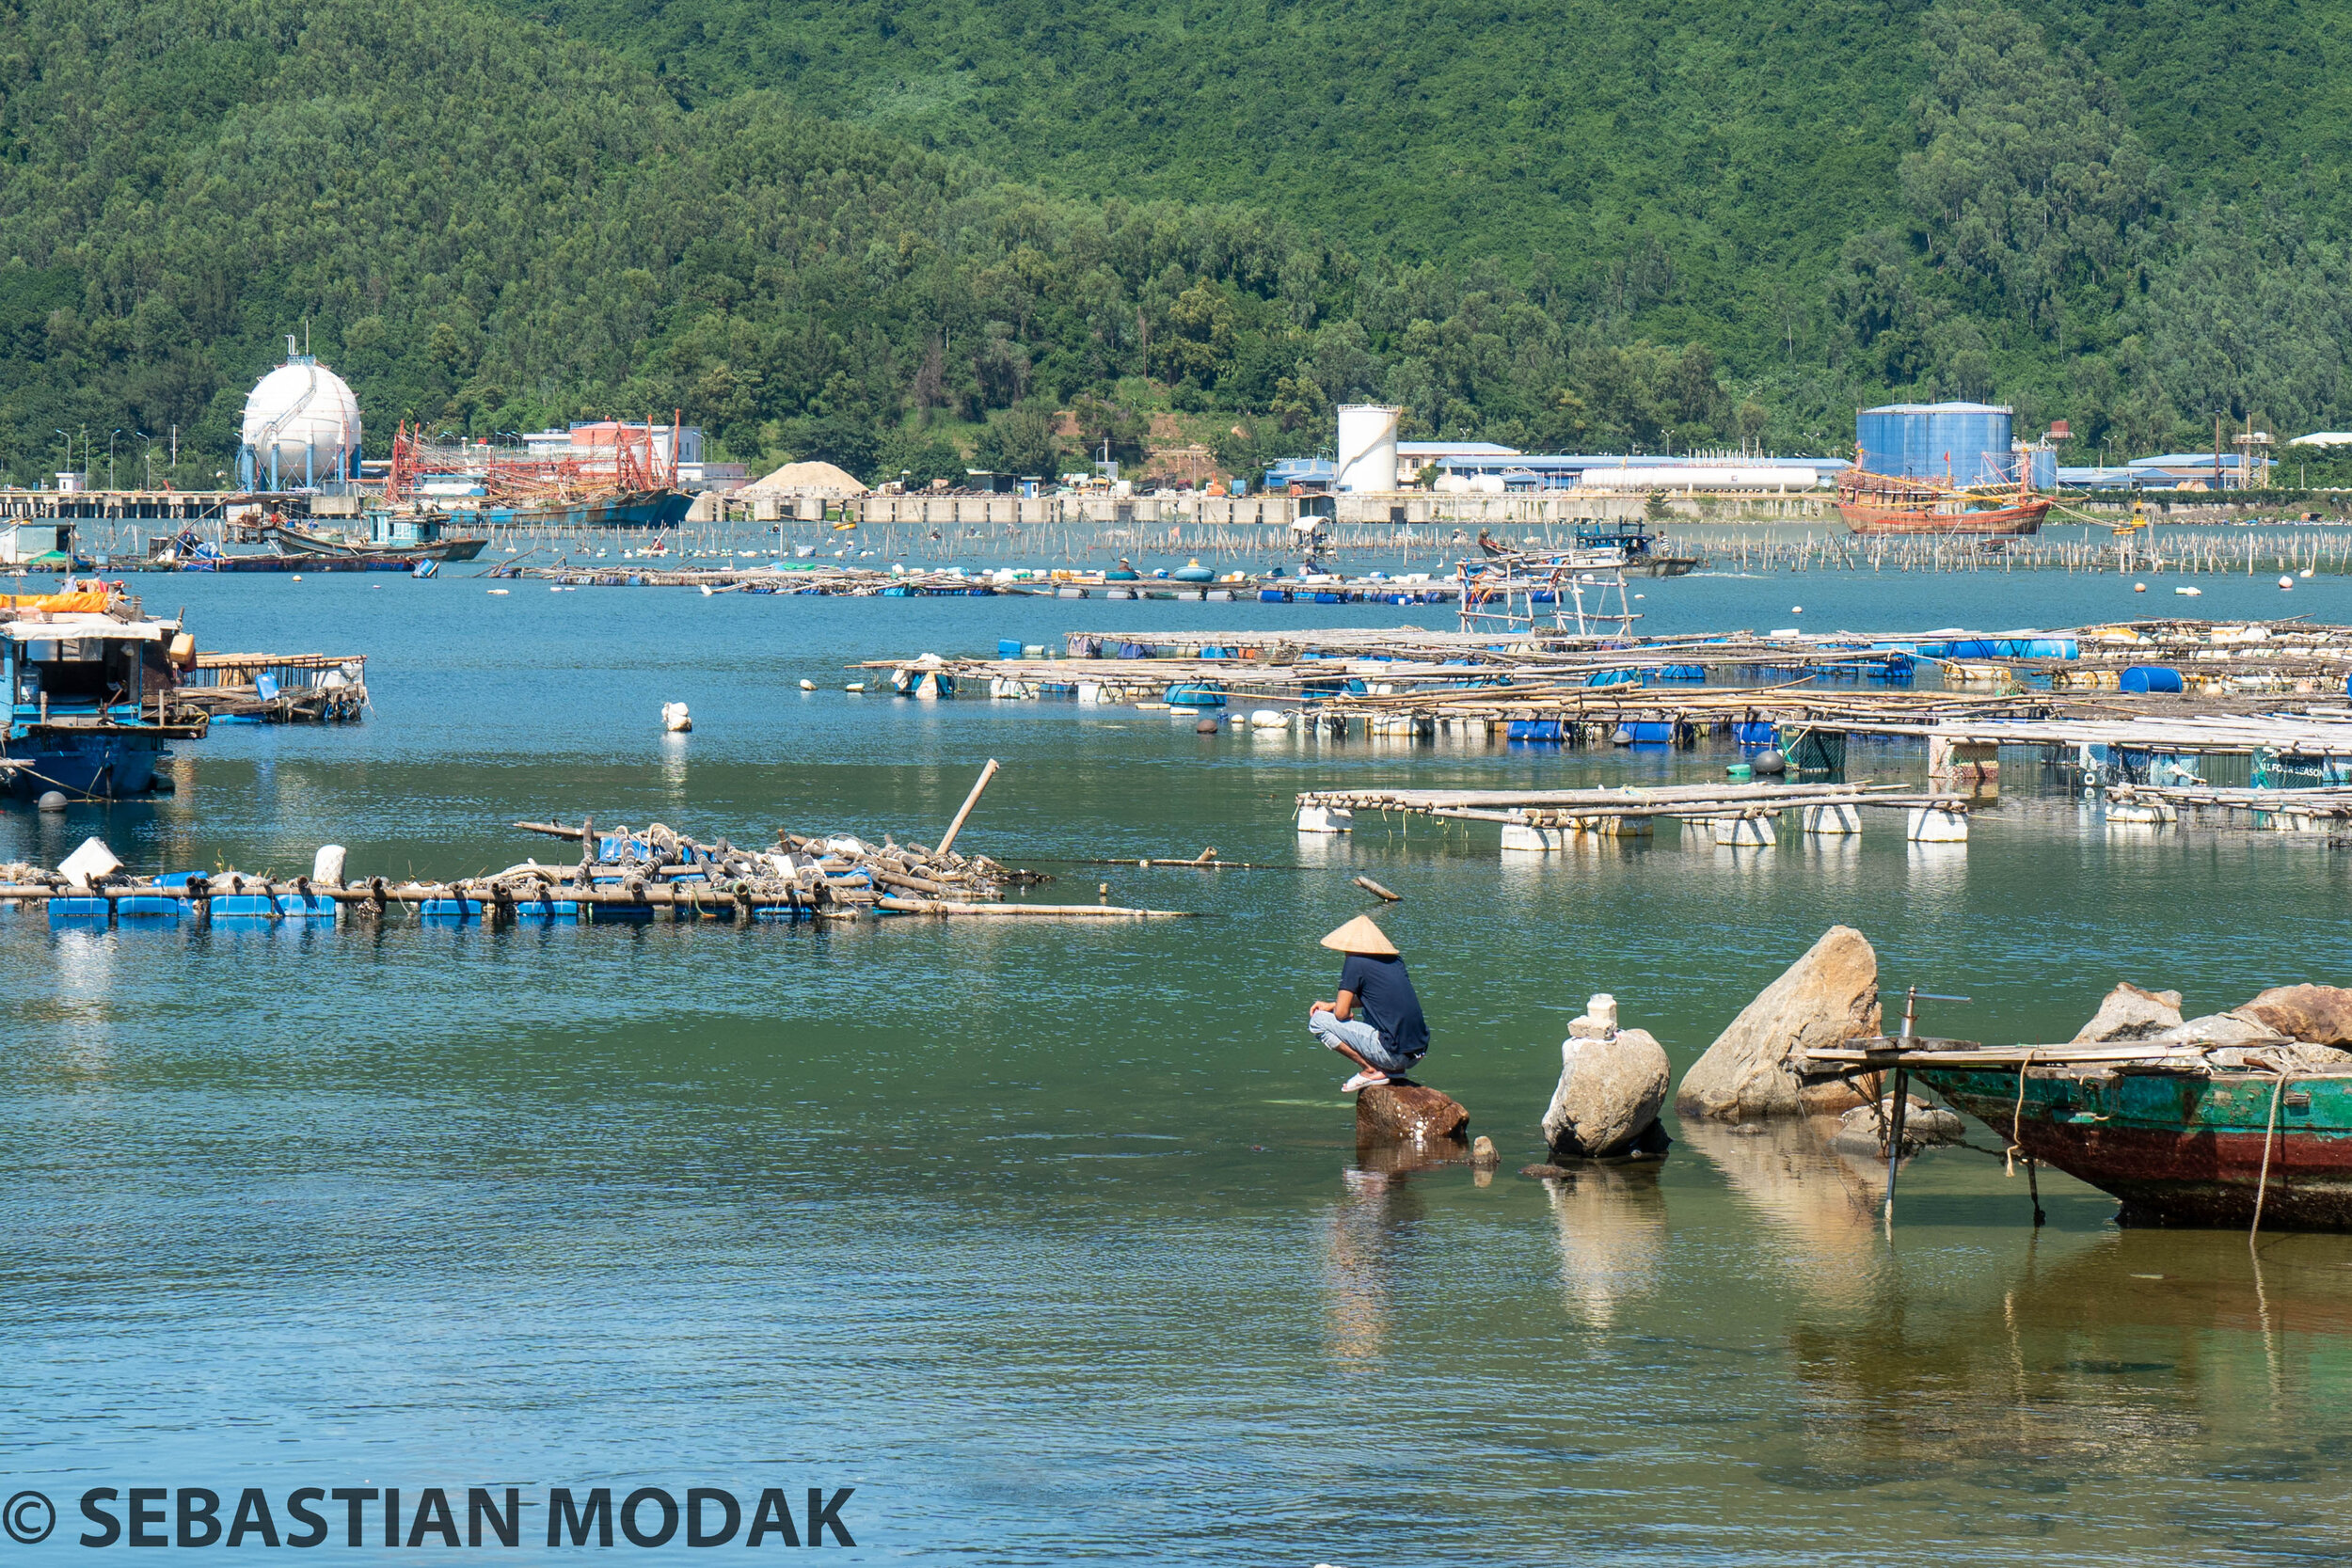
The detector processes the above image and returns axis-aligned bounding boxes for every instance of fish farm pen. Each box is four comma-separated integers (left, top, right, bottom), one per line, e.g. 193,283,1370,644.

0,812,1195,928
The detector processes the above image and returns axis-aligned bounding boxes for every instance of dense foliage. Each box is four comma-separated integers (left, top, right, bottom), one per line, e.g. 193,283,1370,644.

1,0,2347,485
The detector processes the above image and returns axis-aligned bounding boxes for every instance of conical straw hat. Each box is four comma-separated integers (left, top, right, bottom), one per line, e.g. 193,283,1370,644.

1320,914,1398,956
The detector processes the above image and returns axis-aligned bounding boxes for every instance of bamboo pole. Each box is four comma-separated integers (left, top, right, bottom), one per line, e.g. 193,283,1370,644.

936,758,1000,858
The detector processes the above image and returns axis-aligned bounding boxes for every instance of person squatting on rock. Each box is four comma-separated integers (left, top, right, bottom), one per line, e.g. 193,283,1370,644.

1307,915,1430,1093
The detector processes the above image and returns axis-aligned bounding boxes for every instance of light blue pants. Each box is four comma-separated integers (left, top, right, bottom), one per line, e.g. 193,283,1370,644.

1310,1011,1421,1074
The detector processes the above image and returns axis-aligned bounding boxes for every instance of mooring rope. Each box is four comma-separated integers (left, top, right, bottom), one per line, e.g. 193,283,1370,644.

2252,1069,2293,1242
2005,1048,2041,1177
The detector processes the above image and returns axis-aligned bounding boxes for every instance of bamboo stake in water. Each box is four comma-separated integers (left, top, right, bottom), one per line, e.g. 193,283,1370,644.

937,758,1001,858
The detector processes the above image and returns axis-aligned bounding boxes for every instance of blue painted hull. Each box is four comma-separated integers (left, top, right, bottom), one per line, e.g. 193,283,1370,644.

6,733,167,800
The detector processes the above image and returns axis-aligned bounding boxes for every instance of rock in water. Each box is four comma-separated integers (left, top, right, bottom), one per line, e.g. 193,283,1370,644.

1543,1027,1669,1159
2236,984,2352,1046
1829,1095,1966,1156
1357,1082,1469,1147
1470,1135,1501,1167
1674,926,1883,1121
2070,982,2185,1044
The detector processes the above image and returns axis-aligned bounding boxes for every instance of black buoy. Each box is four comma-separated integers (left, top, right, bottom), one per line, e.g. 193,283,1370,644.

1196,717,1220,734
1753,749,1787,775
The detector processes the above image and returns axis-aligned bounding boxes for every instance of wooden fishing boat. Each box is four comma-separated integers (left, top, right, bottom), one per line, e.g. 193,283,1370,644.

0,608,210,799
1836,469,2052,537
1805,1037,2352,1229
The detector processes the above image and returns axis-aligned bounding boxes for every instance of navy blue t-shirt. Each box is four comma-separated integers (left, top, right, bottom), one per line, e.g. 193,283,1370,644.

1338,953,1429,1056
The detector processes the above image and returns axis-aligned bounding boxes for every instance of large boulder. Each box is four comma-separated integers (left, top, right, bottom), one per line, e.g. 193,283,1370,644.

2070,982,2184,1044
2236,985,2352,1047
2151,1013,2291,1049
1827,1095,1965,1156
1674,927,1883,1121
1356,1082,1469,1147
1543,1027,1670,1159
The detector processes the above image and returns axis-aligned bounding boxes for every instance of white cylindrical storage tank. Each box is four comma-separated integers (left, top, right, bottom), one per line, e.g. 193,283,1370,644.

1334,404,1401,493
241,356,362,490
1581,467,1821,490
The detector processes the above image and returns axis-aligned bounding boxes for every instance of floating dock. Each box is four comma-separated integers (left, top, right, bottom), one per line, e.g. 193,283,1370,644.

1290,782,1974,848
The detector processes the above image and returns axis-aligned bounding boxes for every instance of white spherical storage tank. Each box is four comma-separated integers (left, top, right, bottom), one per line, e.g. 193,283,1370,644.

1334,404,1400,493
241,356,362,489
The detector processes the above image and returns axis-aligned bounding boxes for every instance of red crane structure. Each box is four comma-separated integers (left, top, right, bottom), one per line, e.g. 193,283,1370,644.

386,414,682,505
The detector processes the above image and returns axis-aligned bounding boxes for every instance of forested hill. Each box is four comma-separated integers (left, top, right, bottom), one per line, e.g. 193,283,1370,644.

1,0,2348,487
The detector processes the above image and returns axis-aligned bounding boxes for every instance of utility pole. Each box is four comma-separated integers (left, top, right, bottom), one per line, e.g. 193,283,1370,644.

109,428,122,491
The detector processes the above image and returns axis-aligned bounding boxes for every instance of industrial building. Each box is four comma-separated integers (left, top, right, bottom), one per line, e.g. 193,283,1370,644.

2053,453,2271,489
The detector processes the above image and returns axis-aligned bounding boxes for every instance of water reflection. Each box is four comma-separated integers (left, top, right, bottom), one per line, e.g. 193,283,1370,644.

1537,1164,1666,1328
1320,1164,1432,1364
1903,840,1969,904
1680,1117,1883,1297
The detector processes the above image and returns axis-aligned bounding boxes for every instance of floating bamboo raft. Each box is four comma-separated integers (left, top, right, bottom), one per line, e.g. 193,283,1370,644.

178,653,369,722
0,815,1197,926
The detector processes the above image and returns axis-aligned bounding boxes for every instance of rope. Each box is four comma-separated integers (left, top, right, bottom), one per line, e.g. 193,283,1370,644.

2252,1069,2292,1241
2005,1048,2040,1177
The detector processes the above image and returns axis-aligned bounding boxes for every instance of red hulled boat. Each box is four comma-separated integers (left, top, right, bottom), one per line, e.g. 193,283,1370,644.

1836,467,2052,537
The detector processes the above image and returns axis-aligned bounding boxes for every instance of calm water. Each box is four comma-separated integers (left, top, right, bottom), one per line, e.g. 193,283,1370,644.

8,566,2352,1563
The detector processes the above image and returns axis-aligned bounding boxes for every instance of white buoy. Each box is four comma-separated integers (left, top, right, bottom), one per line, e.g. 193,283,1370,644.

662,701,692,733
290,575,303,582
1906,806,1970,842
1712,816,1777,847
1500,823,1566,852
845,682,865,692
2301,567,2315,578
799,679,817,691
1800,802,1862,834
2134,581,2148,592
312,844,348,886
1295,803,1353,834
36,790,66,813
2176,585,2202,596
2280,576,2295,589
487,588,510,596
59,836,120,889
1248,708,1290,729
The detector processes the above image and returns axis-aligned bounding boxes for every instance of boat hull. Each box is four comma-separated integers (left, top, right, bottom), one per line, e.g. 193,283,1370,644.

5,731,169,800
1923,1065,2352,1229
424,491,692,532
1839,499,2051,536
169,548,481,572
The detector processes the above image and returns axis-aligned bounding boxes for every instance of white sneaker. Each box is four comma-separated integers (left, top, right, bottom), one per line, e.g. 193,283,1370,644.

1340,1070,1390,1094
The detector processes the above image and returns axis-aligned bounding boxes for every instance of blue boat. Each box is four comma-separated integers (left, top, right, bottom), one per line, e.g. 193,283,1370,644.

3,610,208,800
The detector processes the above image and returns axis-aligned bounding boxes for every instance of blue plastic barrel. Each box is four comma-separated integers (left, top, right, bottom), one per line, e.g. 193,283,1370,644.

2121,666,2185,694
998,639,1023,658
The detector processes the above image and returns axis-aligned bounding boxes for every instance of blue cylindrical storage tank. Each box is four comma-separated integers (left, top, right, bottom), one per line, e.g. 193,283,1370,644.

2028,448,2057,490
1857,403,2014,483
1856,407,1911,478
2121,666,2185,694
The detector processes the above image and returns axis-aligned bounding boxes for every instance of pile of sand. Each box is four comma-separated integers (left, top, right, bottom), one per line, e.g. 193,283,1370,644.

742,460,867,495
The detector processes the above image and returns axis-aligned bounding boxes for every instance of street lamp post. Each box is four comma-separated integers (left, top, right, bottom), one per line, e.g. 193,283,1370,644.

109,429,122,491
54,430,68,486
137,433,151,491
